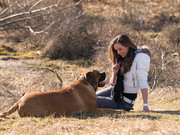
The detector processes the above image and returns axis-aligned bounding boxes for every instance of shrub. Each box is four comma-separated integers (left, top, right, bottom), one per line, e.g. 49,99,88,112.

163,24,180,47
43,15,96,60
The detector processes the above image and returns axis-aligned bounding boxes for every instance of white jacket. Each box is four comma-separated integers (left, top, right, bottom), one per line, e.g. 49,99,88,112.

123,52,150,93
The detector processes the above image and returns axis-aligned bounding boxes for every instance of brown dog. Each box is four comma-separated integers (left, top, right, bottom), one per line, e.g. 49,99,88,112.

0,70,122,117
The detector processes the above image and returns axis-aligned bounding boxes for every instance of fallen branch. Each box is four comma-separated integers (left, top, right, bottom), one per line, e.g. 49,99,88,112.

42,67,63,88
28,0,43,12
0,1,82,31
0,4,60,23
0,0,23,16
25,21,55,35
0,0,81,23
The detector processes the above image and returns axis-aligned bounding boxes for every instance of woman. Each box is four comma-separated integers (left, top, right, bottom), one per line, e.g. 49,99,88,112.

96,35,152,112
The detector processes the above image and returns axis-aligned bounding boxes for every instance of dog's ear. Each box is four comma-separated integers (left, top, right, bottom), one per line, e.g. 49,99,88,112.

86,72,96,83
86,72,98,91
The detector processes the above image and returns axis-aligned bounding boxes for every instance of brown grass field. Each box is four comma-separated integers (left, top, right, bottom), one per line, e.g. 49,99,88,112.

0,59,179,135
0,0,180,134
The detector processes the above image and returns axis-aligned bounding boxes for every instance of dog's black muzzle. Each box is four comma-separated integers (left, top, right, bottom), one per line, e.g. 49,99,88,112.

98,72,106,87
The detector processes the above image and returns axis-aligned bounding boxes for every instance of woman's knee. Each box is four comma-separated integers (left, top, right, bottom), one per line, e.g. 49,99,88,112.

96,96,120,109
96,87,113,97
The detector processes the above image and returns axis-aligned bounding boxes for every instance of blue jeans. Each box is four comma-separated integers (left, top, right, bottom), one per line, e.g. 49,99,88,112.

96,87,134,111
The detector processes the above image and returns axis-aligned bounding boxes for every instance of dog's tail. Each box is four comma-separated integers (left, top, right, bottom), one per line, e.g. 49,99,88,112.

0,101,19,117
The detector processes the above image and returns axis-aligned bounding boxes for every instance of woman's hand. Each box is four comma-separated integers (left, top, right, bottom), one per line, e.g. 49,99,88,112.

141,89,154,112
113,58,120,75
143,106,154,112
143,106,150,112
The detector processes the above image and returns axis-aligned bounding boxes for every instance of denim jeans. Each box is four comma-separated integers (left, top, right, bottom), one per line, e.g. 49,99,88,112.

96,87,134,111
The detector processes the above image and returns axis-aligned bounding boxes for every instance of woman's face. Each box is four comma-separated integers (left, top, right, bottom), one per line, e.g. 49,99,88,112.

114,43,129,58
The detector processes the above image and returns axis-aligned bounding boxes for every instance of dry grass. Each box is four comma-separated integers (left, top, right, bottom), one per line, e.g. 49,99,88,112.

0,112,179,135
0,59,179,135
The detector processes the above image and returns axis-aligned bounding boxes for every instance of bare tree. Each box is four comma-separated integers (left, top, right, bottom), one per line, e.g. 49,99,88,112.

0,0,82,33
0,0,95,59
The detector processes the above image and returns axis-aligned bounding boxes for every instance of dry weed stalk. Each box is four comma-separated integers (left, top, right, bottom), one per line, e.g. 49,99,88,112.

42,67,63,88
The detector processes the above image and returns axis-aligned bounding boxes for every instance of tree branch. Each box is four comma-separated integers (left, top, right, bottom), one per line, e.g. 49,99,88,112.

42,67,63,88
25,21,55,35
0,1,81,30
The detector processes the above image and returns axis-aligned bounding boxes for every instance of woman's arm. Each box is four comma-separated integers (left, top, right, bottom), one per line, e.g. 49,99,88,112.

110,73,117,86
141,88,151,112
136,53,151,112
110,58,119,86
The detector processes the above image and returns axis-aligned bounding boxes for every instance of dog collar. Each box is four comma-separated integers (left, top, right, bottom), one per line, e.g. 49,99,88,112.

78,76,86,80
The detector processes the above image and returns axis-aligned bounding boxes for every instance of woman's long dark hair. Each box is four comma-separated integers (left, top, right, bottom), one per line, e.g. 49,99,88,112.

109,35,136,74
